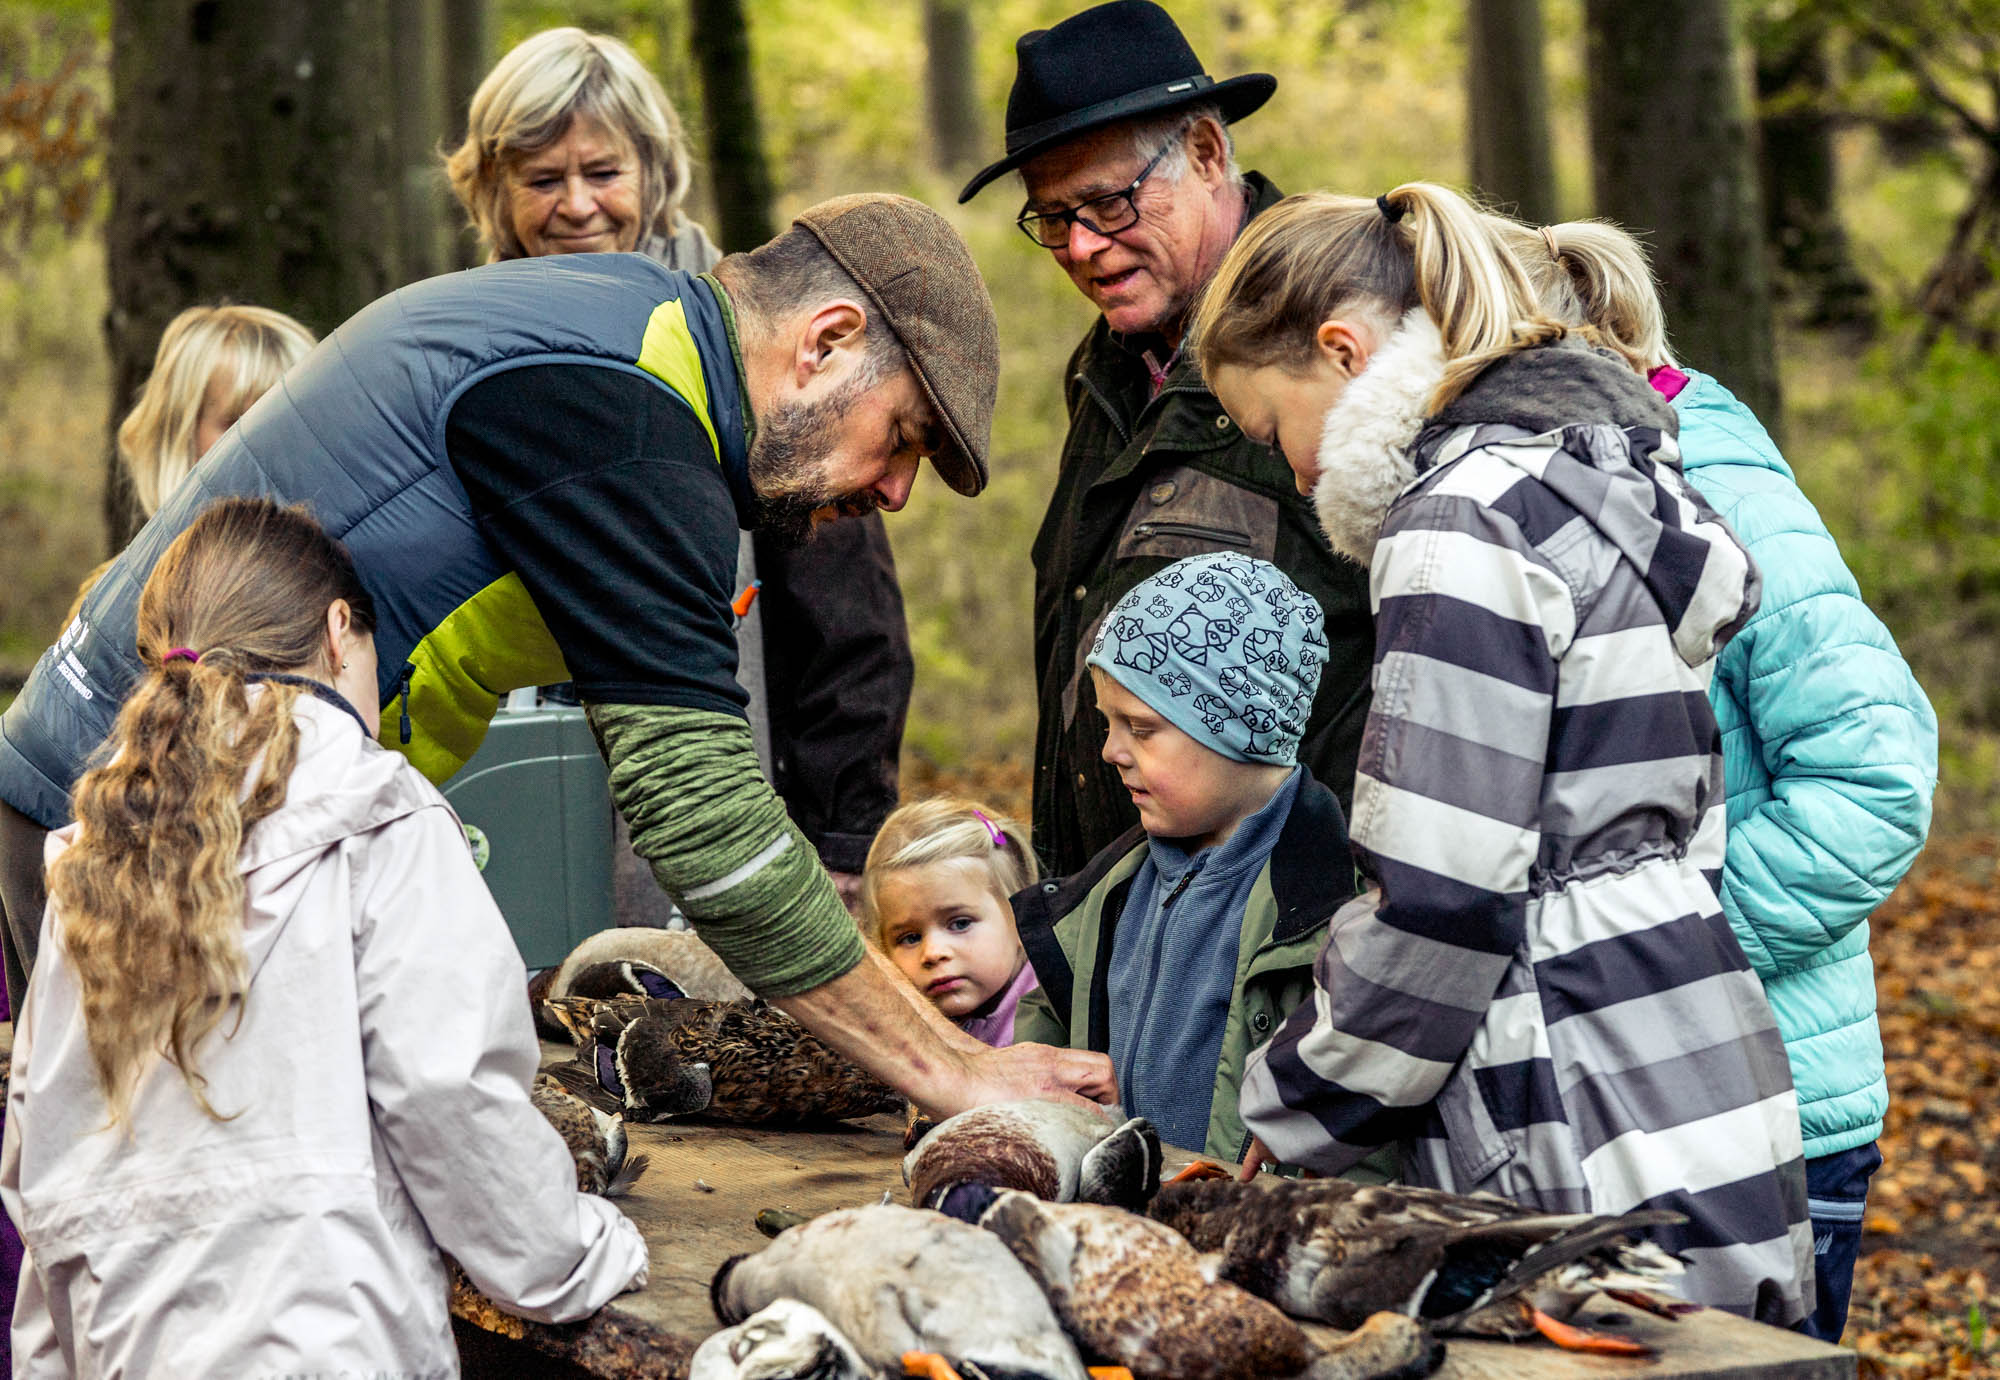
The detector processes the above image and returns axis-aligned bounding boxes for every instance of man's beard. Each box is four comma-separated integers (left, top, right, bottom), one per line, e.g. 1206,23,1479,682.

746,377,882,550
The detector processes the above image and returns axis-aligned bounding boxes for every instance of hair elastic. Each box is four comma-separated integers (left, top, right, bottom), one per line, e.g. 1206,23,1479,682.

1376,193,1405,224
970,809,1006,848
1539,225,1561,261
163,648,200,665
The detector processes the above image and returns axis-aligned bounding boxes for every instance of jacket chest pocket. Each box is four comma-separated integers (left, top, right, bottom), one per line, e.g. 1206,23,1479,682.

1114,464,1280,563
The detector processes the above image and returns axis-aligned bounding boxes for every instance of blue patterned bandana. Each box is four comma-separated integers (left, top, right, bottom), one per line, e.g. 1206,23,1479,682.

1086,553,1327,765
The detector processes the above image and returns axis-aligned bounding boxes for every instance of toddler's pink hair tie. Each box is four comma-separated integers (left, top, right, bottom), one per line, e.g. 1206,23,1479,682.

163,648,200,665
971,809,1006,848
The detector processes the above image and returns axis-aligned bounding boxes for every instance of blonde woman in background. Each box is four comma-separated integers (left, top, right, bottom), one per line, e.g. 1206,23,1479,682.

117,304,316,517
445,29,916,917
1492,214,1938,1343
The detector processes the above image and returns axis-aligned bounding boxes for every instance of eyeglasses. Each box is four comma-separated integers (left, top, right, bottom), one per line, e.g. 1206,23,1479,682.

1015,146,1171,249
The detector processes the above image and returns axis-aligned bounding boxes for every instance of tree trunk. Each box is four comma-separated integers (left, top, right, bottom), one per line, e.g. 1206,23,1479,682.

1585,0,1781,423
688,0,776,252
924,0,982,176
1466,0,1558,224
441,0,491,268
1756,29,1874,331
105,0,404,548
391,0,453,283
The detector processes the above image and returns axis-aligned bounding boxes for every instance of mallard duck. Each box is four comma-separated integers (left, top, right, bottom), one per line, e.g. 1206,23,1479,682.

529,1072,647,1197
711,1203,1092,1380
547,995,904,1126
977,1189,1314,1380
905,1100,1161,1216
689,1299,875,1380
530,927,751,1038
1148,1177,1689,1356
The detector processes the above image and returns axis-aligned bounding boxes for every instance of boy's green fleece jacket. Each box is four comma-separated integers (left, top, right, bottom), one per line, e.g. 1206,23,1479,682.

1013,770,1355,1162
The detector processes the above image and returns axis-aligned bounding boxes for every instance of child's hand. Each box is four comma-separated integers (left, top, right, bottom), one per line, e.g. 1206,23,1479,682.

1238,1136,1276,1181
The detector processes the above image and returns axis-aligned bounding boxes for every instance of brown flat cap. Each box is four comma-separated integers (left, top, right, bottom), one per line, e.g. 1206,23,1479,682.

793,194,998,497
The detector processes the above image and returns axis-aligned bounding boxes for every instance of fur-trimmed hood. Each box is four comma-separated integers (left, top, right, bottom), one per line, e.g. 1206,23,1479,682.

1310,315,1754,666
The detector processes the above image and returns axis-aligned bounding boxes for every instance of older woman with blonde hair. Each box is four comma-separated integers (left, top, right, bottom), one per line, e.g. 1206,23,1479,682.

444,28,915,917
446,26,715,268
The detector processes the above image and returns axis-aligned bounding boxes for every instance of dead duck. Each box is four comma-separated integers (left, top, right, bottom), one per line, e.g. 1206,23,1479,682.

529,1073,647,1197
711,1203,1091,1380
530,927,751,1039
548,995,904,1127
690,1299,875,1380
1148,1176,1689,1356
977,1188,1316,1380
905,1100,1161,1217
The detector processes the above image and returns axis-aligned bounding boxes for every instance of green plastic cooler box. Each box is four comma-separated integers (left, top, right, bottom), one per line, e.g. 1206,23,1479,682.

439,693,614,968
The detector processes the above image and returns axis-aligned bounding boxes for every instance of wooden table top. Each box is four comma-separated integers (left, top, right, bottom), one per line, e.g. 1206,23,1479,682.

449,1047,1858,1380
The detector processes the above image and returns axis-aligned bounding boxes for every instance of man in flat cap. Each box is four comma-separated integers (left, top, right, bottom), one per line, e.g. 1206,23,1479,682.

962,0,1375,877
0,194,1113,1115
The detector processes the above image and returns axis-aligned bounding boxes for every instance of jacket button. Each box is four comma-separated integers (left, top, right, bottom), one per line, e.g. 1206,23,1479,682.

1251,1012,1272,1033
1215,414,1232,430
1150,480,1177,505
1077,772,1087,787
1073,585,1088,601
1043,880,1060,895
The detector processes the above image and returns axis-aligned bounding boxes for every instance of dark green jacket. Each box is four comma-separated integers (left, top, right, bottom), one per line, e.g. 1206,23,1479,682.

1029,174,1375,877
1012,771,1353,1162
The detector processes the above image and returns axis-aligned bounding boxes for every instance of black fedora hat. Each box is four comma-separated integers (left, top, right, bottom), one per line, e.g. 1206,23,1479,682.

958,0,1275,203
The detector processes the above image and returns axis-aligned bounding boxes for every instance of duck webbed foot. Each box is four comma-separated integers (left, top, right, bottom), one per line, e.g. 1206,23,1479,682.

1161,1160,1231,1185
1529,1308,1654,1357
1602,1287,1701,1320
902,1352,963,1380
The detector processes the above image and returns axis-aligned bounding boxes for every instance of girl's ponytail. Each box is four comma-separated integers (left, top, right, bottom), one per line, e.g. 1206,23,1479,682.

48,499,373,1125
1192,183,1566,410
1381,182,1559,407
1546,221,1675,373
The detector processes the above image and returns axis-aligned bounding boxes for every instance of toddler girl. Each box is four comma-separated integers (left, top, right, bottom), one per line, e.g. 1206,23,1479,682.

863,799,1039,1047
4,498,645,1375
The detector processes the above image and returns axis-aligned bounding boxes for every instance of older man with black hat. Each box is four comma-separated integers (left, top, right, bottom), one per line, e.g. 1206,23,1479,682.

962,1,1374,877
0,194,1113,1117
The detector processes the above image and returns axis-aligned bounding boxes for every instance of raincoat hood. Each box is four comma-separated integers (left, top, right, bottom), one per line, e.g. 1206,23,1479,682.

1312,312,1758,669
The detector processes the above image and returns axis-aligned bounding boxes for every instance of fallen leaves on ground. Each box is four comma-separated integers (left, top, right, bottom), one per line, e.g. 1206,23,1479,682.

1840,838,2000,1377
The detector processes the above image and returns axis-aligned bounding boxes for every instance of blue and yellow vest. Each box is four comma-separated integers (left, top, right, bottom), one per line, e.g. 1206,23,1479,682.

0,254,749,828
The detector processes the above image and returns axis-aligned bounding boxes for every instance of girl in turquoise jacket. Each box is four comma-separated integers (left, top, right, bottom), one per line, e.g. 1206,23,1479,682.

1496,216,1938,1342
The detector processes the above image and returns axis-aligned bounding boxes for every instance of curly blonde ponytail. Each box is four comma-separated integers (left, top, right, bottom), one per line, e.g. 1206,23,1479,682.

1487,216,1677,374
48,499,375,1125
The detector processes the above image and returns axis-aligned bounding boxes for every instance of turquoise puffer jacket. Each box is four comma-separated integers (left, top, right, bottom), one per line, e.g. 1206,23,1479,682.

1675,369,1937,1159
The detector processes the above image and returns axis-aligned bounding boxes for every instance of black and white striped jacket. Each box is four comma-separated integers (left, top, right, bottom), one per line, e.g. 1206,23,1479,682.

1239,315,1811,1326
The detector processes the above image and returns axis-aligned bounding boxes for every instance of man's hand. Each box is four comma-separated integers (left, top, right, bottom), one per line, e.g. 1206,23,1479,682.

774,954,1115,1120
939,1042,1118,1120
1239,1135,1276,1181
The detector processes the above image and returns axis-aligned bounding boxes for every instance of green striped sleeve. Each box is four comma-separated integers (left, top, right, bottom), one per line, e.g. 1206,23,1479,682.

587,703,866,996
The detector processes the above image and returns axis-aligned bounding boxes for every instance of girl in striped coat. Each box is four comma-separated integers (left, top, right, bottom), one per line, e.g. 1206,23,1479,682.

1192,183,1812,1326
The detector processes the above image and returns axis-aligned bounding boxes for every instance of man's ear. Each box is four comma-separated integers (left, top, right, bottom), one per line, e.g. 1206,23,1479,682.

795,299,869,386
1186,117,1231,188
1314,319,1375,377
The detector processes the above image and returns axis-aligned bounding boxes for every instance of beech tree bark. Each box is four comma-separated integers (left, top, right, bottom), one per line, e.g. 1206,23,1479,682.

105,0,403,547
391,0,454,283
688,0,776,252
1756,27,1874,330
1467,0,1558,224
1585,0,1781,422
924,0,982,176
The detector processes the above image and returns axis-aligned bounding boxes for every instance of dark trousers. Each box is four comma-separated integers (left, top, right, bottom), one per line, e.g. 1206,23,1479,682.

0,799,49,1020
1799,1140,1883,1343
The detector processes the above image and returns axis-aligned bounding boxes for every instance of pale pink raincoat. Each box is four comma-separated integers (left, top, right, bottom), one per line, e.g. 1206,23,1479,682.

2,693,647,1377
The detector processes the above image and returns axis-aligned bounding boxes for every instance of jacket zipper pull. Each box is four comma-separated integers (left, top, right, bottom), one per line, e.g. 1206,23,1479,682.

398,664,413,745
1161,869,1196,910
